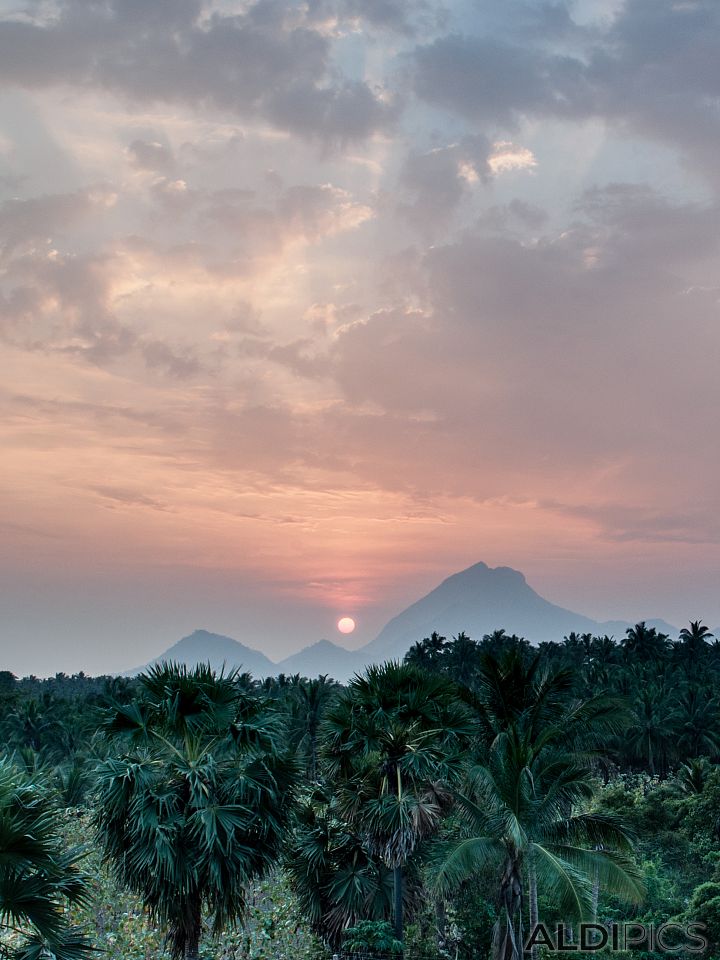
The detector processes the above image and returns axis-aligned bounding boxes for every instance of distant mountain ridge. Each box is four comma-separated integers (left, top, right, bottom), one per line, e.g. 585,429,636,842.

363,562,679,661
127,561,684,681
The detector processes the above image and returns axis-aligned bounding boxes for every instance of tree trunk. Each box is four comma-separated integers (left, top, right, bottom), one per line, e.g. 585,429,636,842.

591,863,600,923
394,864,404,945
494,859,523,960
435,896,447,952
183,891,202,960
528,854,539,960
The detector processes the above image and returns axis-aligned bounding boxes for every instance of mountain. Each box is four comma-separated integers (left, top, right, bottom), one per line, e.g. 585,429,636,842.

126,563,684,679
129,629,276,677
275,639,361,680
361,561,679,660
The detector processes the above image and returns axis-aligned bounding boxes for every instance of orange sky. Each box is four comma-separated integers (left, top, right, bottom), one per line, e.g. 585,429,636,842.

2,0,720,674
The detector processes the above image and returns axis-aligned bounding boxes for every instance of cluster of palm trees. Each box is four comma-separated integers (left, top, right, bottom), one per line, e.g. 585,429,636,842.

408,621,720,777
1,620,716,959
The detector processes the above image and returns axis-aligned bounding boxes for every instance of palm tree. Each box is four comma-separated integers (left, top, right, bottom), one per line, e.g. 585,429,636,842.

286,786,400,949
625,687,675,775
433,729,643,960
675,757,710,795
671,688,720,760
404,632,447,671
443,632,482,688
622,622,670,663
455,649,634,957
322,662,476,943
286,675,339,780
675,621,714,677
0,758,93,960
94,663,298,960
2,698,62,755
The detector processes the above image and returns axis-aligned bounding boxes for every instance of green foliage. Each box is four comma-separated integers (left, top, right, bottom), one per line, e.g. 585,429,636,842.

0,760,93,960
94,663,299,960
4,618,720,960
342,920,403,955
686,883,720,950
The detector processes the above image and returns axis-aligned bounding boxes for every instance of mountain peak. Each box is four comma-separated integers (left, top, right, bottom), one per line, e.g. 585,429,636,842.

361,560,596,659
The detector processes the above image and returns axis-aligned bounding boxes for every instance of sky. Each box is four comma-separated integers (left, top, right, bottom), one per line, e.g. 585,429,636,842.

2,0,720,676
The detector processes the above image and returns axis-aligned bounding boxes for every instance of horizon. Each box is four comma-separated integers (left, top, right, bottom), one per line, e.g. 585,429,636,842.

7,559,719,679
3,0,720,675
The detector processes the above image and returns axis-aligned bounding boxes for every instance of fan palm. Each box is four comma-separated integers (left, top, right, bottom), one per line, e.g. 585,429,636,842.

433,729,643,960
286,676,339,780
94,663,298,960
0,759,93,960
286,786,400,949
322,662,476,942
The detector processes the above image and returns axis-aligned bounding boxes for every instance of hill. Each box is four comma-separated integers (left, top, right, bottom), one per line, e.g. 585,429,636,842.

126,563,683,679
128,629,276,678
361,562,678,660
275,639,362,680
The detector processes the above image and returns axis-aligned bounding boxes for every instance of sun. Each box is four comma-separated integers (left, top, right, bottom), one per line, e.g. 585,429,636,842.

337,616,356,634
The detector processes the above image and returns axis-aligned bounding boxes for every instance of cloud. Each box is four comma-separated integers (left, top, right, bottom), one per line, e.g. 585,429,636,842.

412,34,585,128
410,0,720,186
127,139,175,174
0,0,394,144
0,186,116,259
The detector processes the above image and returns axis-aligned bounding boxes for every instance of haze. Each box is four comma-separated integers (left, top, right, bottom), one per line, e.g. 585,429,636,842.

2,0,719,676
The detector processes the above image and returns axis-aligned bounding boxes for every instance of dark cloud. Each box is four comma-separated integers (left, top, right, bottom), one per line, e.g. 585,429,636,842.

0,187,113,259
412,34,586,128
0,0,393,143
411,0,720,184
127,139,175,174
397,135,491,233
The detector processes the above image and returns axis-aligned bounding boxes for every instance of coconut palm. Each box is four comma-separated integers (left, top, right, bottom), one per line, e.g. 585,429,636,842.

626,686,676,776
404,632,447,671
622,622,671,663
433,729,643,960
671,689,720,761
0,758,93,960
322,662,476,942
94,663,298,960
675,621,714,677
443,632,483,688
473,648,628,761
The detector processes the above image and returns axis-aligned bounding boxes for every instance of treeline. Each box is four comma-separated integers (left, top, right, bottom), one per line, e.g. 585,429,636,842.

0,623,719,960
407,622,720,775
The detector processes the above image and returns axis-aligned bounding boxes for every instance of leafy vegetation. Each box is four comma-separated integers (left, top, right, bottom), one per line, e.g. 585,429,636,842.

2,621,720,958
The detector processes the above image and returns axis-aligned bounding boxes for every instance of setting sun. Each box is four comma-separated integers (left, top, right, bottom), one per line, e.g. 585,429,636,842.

337,617,356,634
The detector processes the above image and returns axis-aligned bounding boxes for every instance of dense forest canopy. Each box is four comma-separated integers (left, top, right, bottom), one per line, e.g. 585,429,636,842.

1,622,719,960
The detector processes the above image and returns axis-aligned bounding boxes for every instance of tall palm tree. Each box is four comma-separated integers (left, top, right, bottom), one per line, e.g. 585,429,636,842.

622,622,670,663
461,649,633,956
404,632,447,671
0,759,93,960
322,662,476,942
433,729,643,960
286,675,339,780
625,687,675,775
94,663,298,960
671,688,720,760
443,633,482,688
675,621,714,678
